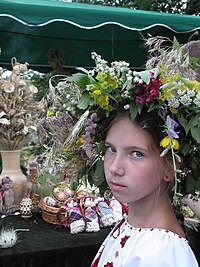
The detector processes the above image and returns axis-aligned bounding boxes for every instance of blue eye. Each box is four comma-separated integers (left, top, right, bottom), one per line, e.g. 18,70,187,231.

105,146,116,153
131,151,143,158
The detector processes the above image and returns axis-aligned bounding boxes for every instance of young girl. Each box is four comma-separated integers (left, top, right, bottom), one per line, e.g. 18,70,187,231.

90,108,199,267
49,41,199,266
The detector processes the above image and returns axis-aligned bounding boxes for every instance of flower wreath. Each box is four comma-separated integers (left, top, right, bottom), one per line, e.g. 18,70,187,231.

47,37,200,203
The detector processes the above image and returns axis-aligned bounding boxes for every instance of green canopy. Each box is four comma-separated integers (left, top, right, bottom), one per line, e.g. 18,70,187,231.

0,0,200,71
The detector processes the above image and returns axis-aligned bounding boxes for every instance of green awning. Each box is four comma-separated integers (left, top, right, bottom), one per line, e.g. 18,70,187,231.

0,0,200,70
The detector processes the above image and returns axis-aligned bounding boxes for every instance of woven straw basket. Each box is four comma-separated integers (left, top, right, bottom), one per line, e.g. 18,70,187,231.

38,200,66,225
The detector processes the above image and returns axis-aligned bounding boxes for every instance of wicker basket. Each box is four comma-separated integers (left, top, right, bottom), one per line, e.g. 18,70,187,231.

38,200,66,225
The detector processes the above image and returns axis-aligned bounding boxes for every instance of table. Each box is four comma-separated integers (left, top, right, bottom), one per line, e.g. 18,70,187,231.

0,213,199,267
0,212,111,267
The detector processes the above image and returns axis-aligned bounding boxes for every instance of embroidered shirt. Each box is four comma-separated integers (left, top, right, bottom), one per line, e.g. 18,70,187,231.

91,219,199,267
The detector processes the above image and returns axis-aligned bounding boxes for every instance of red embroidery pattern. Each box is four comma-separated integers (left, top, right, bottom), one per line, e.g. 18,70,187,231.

120,235,130,248
104,262,113,267
90,256,100,267
115,251,119,258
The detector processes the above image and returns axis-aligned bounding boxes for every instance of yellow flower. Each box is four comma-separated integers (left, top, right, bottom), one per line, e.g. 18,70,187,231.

93,90,101,96
159,89,171,102
108,76,118,89
160,137,179,150
160,137,170,148
46,107,56,117
63,146,71,152
96,72,107,82
76,137,83,146
169,107,178,114
172,139,179,150
102,95,109,107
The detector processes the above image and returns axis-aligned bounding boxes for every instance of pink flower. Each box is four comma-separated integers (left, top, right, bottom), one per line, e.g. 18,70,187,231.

134,76,161,104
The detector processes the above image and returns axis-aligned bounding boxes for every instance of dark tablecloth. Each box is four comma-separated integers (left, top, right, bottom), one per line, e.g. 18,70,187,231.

0,212,199,267
0,212,111,267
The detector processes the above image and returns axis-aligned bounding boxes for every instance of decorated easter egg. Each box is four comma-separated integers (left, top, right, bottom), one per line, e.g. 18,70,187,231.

52,182,74,203
19,198,33,218
43,196,57,207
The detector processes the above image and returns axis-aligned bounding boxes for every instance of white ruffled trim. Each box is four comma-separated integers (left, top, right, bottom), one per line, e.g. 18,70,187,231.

86,221,100,232
70,220,85,234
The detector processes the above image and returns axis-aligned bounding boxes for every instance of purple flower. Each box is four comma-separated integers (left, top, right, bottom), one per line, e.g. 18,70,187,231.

166,115,179,139
82,112,98,159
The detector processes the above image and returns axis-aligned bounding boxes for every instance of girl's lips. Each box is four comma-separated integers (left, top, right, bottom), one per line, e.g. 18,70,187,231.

110,182,126,191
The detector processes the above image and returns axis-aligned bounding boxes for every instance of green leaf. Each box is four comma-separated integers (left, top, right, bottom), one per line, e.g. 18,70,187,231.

180,143,190,156
191,126,200,143
185,116,200,135
176,113,188,132
66,73,92,88
134,70,151,84
130,102,138,121
172,36,180,50
77,93,93,110
185,175,200,194
92,159,106,187
151,67,160,79
99,180,108,196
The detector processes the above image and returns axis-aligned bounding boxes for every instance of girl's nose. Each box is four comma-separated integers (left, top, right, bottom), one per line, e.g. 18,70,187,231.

108,155,125,177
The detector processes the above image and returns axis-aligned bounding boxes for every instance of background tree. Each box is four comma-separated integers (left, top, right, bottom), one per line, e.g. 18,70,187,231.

185,0,200,15
72,0,200,15
133,0,186,13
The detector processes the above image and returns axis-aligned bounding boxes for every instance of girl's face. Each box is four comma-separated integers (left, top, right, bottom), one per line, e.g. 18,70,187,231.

104,116,167,205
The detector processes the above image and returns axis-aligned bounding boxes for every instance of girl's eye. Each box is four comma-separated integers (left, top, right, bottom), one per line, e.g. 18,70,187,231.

105,146,116,153
131,151,144,158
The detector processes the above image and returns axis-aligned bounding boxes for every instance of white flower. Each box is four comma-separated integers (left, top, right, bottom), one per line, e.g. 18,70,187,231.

0,110,6,118
138,78,143,84
177,89,185,96
3,81,15,93
167,95,180,108
88,70,95,76
18,80,27,87
0,118,10,125
194,92,200,107
186,88,195,97
179,95,192,106
133,76,140,82
124,104,130,110
91,52,98,59
22,126,29,135
29,125,37,131
29,85,38,93
86,84,93,91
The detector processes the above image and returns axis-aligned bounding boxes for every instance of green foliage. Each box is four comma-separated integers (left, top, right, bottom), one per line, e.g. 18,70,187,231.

185,0,200,15
37,170,60,198
73,0,199,15
28,72,53,101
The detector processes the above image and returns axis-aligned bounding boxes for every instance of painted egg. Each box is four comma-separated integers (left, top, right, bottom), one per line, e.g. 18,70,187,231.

19,197,33,218
52,182,74,203
43,196,56,207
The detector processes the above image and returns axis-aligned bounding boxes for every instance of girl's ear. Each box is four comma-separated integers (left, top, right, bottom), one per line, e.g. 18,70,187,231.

163,171,174,182
163,158,182,182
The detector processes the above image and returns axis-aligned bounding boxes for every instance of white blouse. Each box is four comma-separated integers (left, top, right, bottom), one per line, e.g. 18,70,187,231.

91,219,199,267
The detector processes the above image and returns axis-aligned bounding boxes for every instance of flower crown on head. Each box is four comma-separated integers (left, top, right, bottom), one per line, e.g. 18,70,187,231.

48,37,200,202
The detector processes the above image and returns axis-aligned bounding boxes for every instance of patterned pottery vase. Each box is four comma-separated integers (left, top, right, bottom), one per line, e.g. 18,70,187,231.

0,150,28,206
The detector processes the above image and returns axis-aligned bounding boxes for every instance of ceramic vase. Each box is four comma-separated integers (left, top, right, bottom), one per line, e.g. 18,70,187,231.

0,150,28,206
